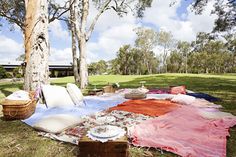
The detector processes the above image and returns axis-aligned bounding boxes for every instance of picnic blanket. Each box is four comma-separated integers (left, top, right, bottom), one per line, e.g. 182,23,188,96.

171,94,222,108
108,99,179,117
36,110,152,145
146,94,175,100
147,88,170,94
128,105,236,157
198,107,236,119
23,93,127,126
187,93,221,102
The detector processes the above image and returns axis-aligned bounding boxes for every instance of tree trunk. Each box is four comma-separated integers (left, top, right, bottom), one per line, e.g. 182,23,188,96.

24,0,49,91
79,37,88,89
185,53,188,73
71,28,80,83
76,0,89,89
163,48,168,73
70,0,80,82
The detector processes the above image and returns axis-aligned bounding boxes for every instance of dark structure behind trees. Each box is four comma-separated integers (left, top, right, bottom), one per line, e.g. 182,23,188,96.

0,62,74,78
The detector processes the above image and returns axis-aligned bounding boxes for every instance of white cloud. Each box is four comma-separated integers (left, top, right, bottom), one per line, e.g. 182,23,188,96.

49,47,73,64
0,35,23,61
87,23,138,63
143,0,217,42
87,3,136,34
186,1,217,34
49,20,70,40
55,0,67,6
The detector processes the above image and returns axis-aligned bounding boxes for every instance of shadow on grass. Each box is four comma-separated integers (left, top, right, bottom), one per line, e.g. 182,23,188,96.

0,119,78,157
0,83,23,100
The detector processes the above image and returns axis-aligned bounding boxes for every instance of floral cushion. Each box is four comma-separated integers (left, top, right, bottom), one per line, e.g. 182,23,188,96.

170,85,186,94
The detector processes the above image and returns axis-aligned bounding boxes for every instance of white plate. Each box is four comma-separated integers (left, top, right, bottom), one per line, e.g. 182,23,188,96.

89,125,120,138
96,116,116,124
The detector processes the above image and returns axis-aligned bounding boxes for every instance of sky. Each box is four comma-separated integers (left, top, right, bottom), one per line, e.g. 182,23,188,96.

0,0,217,64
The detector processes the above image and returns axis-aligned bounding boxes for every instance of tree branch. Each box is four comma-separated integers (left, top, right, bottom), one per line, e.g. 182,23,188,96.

81,0,89,36
48,0,72,23
0,11,24,31
86,0,112,41
71,0,82,42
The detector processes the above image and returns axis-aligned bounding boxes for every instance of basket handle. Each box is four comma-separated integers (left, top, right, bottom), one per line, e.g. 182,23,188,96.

8,110,18,117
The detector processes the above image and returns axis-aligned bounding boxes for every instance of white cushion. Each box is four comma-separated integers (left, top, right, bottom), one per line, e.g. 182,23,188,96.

6,90,30,101
66,83,84,106
33,114,81,133
171,94,196,105
42,85,75,108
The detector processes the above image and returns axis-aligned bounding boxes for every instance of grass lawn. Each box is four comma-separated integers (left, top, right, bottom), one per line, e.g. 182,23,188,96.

0,73,236,157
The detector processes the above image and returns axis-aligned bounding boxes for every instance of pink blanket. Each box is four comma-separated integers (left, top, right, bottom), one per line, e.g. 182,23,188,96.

129,106,236,157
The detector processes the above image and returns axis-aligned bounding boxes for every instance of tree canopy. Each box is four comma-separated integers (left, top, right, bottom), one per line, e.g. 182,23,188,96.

192,0,236,32
0,0,70,32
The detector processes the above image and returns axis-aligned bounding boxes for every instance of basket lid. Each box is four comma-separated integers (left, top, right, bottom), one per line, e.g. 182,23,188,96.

1,90,36,106
1,99,31,106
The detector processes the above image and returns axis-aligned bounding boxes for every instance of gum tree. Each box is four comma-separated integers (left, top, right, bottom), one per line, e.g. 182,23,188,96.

72,0,153,88
0,0,70,90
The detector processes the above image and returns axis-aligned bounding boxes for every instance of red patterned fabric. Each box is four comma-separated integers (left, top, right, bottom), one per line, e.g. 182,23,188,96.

170,85,186,94
108,99,179,117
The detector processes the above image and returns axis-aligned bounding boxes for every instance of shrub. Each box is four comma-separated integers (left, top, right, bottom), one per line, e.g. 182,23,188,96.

13,67,23,78
15,73,22,78
5,73,13,78
0,66,7,79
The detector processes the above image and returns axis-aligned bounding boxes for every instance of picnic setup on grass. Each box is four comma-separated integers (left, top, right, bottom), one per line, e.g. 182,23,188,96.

1,83,236,157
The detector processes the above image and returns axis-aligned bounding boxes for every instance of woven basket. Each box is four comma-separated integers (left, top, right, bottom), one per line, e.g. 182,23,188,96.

1,92,37,120
102,85,116,93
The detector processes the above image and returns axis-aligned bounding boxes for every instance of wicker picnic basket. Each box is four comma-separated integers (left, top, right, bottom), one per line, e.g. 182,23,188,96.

102,85,116,93
1,92,37,120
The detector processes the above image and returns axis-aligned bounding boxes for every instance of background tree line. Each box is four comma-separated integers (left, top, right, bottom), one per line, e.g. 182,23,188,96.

88,28,236,75
167,32,236,73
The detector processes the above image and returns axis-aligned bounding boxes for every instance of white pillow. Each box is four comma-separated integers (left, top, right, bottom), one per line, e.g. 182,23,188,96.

33,114,81,133
66,83,84,106
6,90,30,101
171,94,196,105
42,85,75,108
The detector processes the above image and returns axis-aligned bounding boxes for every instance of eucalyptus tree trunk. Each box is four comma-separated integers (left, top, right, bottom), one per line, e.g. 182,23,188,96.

24,0,49,91
74,0,112,88
70,0,80,83
78,37,88,88
185,53,188,73
163,48,168,73
74,0,89,89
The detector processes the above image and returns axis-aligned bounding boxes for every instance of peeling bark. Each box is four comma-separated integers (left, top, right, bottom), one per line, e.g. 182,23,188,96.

70,0,80,82
75,0,89,89
72,0,115,88
79,37,88,89
24,0,49,91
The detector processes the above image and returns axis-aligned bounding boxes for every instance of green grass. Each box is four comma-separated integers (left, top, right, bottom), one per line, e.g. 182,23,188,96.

0,74,236,157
